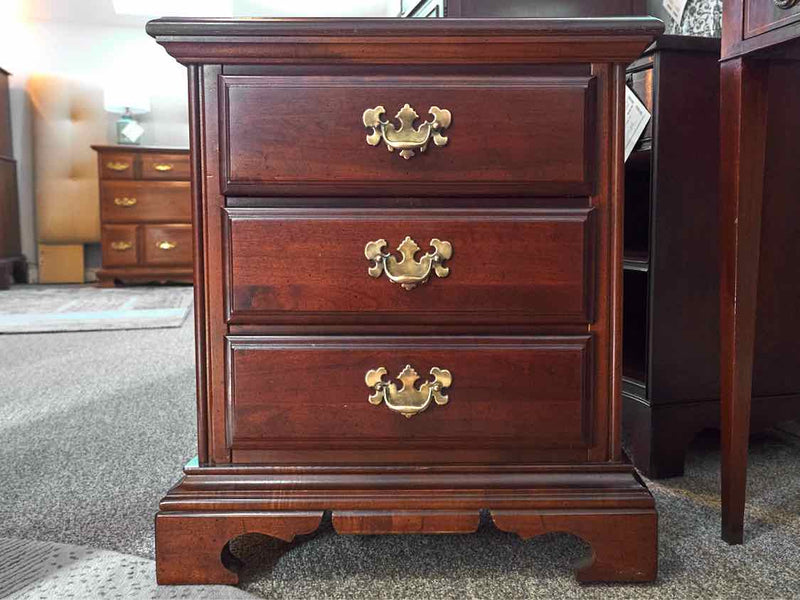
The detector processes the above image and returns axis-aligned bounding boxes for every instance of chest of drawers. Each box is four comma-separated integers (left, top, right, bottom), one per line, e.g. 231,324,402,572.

147,17,662,585
91,145,192,286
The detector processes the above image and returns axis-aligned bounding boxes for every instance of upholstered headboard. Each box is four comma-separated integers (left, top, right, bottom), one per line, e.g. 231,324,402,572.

28,75,103,247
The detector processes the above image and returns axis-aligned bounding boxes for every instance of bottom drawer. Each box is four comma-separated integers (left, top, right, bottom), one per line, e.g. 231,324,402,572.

142,224,193,266
226,336,595,464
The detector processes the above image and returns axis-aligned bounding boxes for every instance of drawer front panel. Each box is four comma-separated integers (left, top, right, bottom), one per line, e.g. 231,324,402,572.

221,75,596,196
745,0,800,38
225,208,594,326
142,224,193,266
140,153,191,180
102,224,138,266
101,181,191,223
99,152,135,180
226,336,593,462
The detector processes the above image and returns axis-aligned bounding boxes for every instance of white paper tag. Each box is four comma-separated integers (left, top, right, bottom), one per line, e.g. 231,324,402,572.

121,120,144,143
624,86,651,162
662,0,689,24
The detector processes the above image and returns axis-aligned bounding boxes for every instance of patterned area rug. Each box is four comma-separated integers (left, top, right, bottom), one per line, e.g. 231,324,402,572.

0,537,258,599
0,285,193,333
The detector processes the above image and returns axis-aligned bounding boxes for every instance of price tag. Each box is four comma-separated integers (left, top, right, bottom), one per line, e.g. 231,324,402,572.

624,86,651,162
121,120,145,144
662,0,689,24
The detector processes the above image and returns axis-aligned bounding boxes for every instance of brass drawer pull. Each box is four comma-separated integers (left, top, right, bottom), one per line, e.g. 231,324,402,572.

157,241,177,251
366,365,452,418
154,163,174,172
110,241,133,251
775,0,798,8
106,161,130,172
113,197,137,207
363,103,451,160
365,236,452,291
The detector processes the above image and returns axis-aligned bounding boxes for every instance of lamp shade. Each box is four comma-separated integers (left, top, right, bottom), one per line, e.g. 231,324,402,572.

103,84,151,115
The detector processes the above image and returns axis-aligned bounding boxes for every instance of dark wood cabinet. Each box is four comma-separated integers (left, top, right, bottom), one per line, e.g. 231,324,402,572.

719,0,800,545
402,0,647,17
91,145,192,286
620,36,723,478
147,17,662,585
0,67,25,289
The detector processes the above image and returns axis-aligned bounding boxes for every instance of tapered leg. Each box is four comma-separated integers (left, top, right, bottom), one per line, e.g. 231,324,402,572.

492,509,658,582
155,511,323,584
719,58,769,545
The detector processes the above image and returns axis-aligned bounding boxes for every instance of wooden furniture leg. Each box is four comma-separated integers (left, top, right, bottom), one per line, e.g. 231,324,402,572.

492,509,657,582
719,57,769,545
155,512,323,585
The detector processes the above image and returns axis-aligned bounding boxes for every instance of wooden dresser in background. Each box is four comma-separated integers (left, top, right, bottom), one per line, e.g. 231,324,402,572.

91,145,192,286
147,17,662,585
0,67,25,289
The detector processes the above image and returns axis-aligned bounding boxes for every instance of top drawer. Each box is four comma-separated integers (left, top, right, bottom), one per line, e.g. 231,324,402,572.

140,153,191,180
100,151,136,180
745,0,800,38
220,75,596,197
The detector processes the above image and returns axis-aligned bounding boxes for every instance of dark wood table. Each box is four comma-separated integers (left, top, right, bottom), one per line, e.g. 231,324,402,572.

720,0,800,544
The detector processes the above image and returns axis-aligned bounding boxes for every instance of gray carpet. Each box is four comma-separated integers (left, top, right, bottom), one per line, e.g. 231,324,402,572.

0,285,193,333
1,312,799,598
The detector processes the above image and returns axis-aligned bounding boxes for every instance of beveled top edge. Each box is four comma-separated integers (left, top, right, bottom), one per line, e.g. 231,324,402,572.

146,16,664,39
642,33,722,56
91,144,190,153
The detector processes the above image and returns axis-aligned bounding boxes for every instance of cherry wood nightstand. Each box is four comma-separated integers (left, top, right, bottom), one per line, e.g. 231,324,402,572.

147,17,662,584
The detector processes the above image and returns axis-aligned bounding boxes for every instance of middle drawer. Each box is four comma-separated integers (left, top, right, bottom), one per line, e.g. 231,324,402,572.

101,181,191,223
224,208,595,326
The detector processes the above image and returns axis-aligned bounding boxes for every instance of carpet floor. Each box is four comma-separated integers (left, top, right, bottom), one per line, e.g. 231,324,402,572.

0,285,193,333
1,310,799,598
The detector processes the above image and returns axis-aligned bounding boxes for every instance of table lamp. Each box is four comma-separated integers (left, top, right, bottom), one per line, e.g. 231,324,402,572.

103,85,151,145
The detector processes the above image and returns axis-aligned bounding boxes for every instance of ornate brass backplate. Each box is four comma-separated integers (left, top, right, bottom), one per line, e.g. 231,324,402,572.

110,241,133,251
365,365,452,418
157,241,177,251
363,103,451,160
113,197,137,207
365,236,452,291
154,163,174,172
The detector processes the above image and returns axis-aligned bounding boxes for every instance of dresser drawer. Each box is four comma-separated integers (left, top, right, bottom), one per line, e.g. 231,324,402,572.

745,0,800,38
99,151,135,180
140,153,191,181
226,336,593,464
221,75,596,197
142,224,193,266
224,208,594,326
101,181,191,223
101,224,138,266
